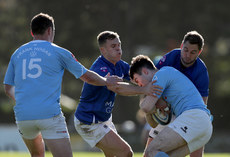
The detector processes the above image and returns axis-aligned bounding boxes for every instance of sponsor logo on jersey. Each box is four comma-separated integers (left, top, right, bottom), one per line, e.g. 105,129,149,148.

159,55,166,65
100,66,108,73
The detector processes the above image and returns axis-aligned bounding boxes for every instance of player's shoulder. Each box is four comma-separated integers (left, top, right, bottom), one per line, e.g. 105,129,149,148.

196,57,208,69
159,66,176,72
118,59,130,68
155,66,174,79
157,67,181,80
51,43,69,52
119,59,129,65
166,48,181,56
157,49,180,66
90,56,108,73
10,41,32,59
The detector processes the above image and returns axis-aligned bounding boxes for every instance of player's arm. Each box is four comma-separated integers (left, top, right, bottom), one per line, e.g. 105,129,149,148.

80,70,122,86
140,95,159,114
107,80,162,96
4,84,15,101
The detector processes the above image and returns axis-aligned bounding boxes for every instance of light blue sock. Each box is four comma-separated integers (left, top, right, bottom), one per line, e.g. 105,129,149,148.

155,151,169,157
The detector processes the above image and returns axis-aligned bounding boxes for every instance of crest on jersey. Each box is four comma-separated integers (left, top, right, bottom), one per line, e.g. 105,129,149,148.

153,75,158,81
30,51,37,57
159,55,166,65
100,66,108,72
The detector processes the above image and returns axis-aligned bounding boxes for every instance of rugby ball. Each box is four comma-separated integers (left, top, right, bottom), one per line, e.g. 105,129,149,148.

152,106,172,125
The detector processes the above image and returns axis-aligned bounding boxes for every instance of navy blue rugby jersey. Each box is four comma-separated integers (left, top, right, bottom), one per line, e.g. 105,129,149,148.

155,49,209,97
75,55,130,124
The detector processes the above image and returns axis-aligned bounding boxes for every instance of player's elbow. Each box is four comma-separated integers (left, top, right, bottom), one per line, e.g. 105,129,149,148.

80,71,98,85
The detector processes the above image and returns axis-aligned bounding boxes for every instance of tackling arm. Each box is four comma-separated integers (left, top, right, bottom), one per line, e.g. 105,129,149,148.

140,95,159,114
80,70,122,86
107,80,162,96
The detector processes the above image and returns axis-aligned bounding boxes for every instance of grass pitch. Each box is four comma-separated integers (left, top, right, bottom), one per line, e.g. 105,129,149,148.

0,152,229,157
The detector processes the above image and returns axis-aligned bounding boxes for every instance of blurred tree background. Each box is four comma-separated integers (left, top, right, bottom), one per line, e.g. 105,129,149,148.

0,0,230,152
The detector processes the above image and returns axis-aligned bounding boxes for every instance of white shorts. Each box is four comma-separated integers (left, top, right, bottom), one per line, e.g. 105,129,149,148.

168,109,213,153
16,113,69,139
149,115,176,138
74,116,117,147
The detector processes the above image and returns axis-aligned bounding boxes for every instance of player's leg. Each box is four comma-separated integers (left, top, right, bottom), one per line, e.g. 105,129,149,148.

152,109,212,157
166,144,190,157
145,137,153,149
190,147,204,157
144,126,188,157
143,124,166,155
74,116,133,157
144,131,189,157
16,120,45,157
96,130,133,157
44,138,72,157
22,134,45,157
144,137,189,157
40,113,73,157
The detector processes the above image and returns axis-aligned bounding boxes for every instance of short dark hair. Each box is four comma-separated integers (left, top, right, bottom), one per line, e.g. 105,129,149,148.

97,31,120,47
31,13,54,35
129,55,156,80
182,31,204,50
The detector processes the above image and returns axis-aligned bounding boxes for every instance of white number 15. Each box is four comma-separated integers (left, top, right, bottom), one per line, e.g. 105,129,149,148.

22,58,42,80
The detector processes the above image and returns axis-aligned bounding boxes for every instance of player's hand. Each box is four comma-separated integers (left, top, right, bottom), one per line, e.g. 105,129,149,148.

105,72,123,86
144,80,163,97
155,98,170,116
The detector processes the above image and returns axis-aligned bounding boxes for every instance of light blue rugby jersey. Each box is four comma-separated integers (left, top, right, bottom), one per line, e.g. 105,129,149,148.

153,66,211,117
4,40,87,121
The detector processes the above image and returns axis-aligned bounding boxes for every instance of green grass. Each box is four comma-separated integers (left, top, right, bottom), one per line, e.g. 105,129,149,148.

0,152,229,157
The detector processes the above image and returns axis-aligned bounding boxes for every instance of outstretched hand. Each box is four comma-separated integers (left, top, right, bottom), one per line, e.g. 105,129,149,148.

144,80,163,97
105,72,123,86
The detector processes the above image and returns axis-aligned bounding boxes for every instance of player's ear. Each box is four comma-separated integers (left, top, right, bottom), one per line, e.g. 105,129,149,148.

142,67,148,75
100,47,105,55
47,27,53,35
